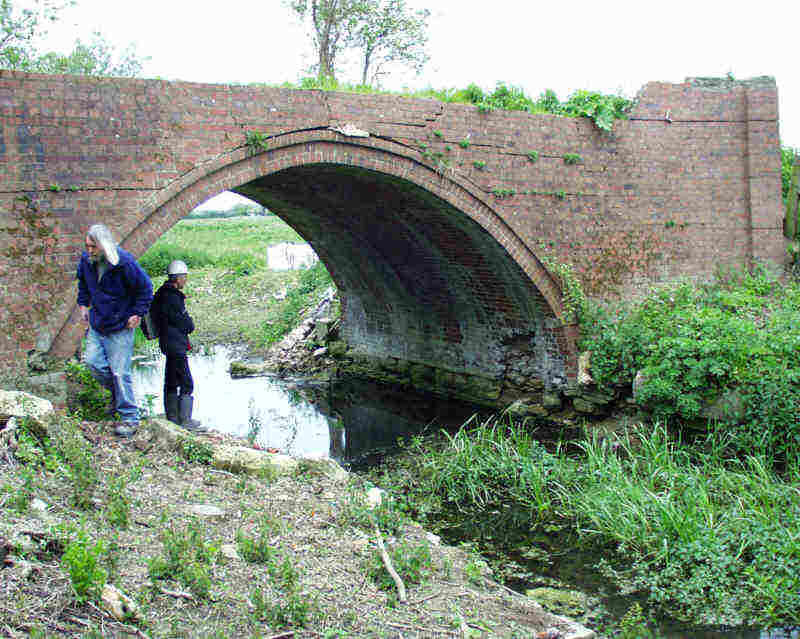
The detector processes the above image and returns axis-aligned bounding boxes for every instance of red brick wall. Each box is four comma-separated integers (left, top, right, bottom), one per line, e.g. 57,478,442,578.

0,72,783,385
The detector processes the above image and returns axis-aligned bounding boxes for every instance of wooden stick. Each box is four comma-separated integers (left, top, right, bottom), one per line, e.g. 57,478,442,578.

373,524,406,603
159,587,194,601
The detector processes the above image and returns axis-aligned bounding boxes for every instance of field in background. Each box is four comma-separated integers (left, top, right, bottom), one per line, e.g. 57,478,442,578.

137,216,333,354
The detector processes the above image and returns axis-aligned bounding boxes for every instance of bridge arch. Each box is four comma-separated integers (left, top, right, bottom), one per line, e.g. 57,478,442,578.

53,130,577,399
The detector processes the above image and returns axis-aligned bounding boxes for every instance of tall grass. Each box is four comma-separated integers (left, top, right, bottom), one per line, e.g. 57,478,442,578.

382,418,800,627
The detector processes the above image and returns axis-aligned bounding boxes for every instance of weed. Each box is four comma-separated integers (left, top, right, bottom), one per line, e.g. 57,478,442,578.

366,539,431,593
433,129,443,138
555,189,566,200
526,150,539,162
250,586,315,628
105,474,130,529
245,130,270,153
246,398,262,446
617,602,656,639
148,518,218,599
491,187,515,198
464,558,484,586
473,160,486,169
65,361,109,421
236,515,280,564
9,466,35,513
336,489,404,536
563,153,582,165
61,531,108,604
177,437,214,465
53,418,98,509
459,139,471,149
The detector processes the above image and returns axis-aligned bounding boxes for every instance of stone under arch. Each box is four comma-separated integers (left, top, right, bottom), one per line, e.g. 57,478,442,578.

52,131,576,401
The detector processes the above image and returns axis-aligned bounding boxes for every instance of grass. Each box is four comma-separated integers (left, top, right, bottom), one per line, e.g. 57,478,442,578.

369,417,800,627
137,216,333,355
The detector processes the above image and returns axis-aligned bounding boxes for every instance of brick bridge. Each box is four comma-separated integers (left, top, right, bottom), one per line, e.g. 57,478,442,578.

0,72,784,403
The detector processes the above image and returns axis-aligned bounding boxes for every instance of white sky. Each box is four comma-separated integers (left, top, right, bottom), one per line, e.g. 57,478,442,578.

35,0,798,209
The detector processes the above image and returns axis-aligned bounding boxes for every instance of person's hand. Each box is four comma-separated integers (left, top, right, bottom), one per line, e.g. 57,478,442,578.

127,315,141,329
79,306,89,322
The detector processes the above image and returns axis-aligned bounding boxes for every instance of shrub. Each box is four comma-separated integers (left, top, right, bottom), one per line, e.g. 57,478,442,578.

582,265,800,465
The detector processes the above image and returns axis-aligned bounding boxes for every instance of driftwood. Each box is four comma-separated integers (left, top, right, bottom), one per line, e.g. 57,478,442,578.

373,524,406,603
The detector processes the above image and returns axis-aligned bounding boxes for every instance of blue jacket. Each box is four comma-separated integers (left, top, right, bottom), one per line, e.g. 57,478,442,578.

77,248,153,335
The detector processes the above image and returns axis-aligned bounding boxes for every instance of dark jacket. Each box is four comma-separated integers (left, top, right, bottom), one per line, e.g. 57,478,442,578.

151,282,194,357
77,248,153,335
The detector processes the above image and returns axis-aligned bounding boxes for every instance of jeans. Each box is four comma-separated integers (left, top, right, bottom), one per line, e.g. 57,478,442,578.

83,326,139,424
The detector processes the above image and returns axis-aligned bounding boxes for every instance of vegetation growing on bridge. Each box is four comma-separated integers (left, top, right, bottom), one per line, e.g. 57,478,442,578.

289,76,634,132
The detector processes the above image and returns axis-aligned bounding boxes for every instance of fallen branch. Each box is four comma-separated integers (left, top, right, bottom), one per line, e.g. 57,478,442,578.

373,524,406,603
159,587,194,601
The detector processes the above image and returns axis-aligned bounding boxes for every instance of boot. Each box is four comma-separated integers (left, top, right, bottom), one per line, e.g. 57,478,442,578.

178,395,206,433
164,393,180,425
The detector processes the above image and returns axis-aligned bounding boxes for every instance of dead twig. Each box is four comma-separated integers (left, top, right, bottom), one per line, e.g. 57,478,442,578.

374,524,406,603
159,587,194,601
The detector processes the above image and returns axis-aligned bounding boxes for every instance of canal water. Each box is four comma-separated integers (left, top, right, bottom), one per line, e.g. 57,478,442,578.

131,344,798,639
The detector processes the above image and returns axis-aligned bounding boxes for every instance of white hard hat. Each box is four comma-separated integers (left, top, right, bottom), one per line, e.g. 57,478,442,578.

167,260,188,275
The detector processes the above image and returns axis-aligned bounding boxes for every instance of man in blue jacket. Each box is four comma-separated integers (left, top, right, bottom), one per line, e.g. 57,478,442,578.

77,223,153,438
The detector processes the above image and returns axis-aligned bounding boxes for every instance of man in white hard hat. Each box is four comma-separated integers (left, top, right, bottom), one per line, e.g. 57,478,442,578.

150,259,204,431
77,223,153,438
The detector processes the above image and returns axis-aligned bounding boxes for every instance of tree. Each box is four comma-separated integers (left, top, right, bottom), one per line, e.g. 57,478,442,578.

32,31,144,76
287,0,429,86
1,0,146,77
287,0,364,83
0,0,70,70
353,0,429,87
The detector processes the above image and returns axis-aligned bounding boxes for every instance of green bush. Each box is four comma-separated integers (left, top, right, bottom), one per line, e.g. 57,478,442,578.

216,250,266,276
582,265,800,464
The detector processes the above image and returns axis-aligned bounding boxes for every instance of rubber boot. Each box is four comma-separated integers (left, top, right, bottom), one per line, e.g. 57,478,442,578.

164,393,180,425
178,395,206,433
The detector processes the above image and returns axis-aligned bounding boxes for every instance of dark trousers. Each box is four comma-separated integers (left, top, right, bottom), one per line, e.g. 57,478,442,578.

164,354,194,396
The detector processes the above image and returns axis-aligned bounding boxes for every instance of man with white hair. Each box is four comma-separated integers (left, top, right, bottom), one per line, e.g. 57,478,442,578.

77,223,153,438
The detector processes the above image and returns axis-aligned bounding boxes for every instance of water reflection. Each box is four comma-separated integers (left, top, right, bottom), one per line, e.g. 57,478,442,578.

132,344,480,462
132,345,330,457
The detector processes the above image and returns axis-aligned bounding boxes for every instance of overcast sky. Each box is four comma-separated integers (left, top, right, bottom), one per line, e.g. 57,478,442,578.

38,0,798,209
